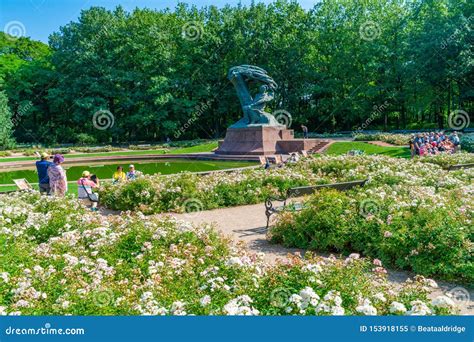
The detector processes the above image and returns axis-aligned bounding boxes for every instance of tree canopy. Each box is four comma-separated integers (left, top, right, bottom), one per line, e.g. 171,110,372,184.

1,0,472,145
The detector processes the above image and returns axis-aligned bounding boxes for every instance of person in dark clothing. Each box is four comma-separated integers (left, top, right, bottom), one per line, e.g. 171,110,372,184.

90,174,100,186
264,157,271,170
301,125,309,139
35,152,53,195
409,135,415,159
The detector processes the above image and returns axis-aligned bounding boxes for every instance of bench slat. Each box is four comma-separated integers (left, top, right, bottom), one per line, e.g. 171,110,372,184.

448,163,474,171
265,179,368,228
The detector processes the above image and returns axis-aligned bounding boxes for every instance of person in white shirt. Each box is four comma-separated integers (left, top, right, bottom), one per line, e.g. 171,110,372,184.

126,164,143,180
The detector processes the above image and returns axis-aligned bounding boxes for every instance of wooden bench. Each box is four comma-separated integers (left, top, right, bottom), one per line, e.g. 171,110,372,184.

264,179,368,229
447,163,474,171
13,179,33,191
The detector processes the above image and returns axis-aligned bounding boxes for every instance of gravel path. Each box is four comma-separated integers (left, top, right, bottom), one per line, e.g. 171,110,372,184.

156,202,473,314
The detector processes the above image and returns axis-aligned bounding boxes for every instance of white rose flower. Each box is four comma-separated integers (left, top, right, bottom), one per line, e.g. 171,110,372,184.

431,296,456,309
200,295,211,307
389,301,407,314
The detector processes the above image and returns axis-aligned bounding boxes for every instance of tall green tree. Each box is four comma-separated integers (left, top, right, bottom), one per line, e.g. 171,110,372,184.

2,0,472,144
0,91,15,149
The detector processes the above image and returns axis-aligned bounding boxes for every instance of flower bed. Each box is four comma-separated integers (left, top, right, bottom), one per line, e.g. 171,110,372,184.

0,192,458,315
99,154,474,214
98,160,362,213
269,157,474,283
353,133,410,146
417,152,474,168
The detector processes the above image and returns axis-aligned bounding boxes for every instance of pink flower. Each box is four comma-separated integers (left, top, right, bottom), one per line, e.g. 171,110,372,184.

372,267,387,274
373,259,382,266
348,253,360,259
386,215,393,225
384,231,393,238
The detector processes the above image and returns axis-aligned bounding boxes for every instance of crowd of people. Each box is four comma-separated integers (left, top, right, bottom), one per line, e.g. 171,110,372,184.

35,153,142,210
409,131,461,158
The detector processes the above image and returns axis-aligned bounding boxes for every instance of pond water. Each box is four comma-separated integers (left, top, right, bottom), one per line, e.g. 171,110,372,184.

0,159,255,185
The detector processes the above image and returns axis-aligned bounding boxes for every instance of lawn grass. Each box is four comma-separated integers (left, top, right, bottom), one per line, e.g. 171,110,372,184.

171,142,218,154
326,141,411,158
0,157,251,194
0,142,219,163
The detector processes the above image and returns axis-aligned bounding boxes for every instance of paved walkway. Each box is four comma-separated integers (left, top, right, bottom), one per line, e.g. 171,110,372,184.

157,202,473,314
159,203,305,263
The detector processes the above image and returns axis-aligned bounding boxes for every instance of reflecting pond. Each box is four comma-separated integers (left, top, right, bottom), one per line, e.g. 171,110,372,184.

0,159,255,185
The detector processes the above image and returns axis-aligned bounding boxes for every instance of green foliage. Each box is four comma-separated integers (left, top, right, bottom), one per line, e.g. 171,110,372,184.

75,133,97,146
0,91,15,149
461,134,474,152
0,192,454,315
267,156,474,283
353,133,411,145
1,1,472,144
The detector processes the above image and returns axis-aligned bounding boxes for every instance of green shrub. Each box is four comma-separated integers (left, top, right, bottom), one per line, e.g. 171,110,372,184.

76,133,97,146
0,192,456,315
0,151,12,157
270,186,473,283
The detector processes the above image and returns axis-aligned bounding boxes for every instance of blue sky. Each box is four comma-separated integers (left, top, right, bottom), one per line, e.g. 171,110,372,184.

1,0,317,43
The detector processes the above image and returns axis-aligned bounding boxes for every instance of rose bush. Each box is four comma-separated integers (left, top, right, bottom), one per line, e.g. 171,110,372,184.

269,157,474,283
99,153,474,213
0,192,458,315
353,133,410,145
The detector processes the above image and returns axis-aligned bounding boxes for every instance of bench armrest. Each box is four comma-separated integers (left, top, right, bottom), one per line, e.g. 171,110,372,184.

265,195,287,210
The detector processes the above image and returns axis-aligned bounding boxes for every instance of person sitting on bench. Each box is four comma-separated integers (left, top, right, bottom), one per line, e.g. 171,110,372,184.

287,152,300,163
77,171,99,211
126,164,143,180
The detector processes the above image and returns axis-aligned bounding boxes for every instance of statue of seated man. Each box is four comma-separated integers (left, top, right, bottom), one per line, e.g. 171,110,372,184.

244,85,274,124
227,65,283,128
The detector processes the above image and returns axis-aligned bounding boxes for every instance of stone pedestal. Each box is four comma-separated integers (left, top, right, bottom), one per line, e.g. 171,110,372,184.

216,126,324,155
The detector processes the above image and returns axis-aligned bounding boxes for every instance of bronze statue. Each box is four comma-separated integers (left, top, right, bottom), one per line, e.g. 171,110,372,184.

227,65,283,128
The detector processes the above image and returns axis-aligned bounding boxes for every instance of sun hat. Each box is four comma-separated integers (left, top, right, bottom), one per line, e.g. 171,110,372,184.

53,154,65,164
129,164,135,168
82,170,90,178
40,152,49,159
